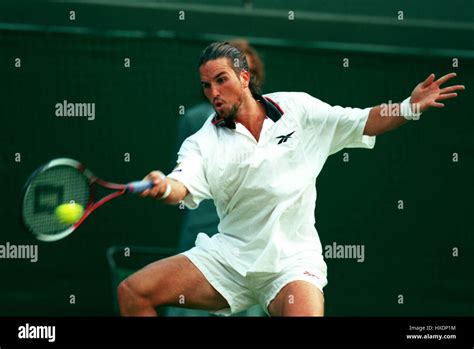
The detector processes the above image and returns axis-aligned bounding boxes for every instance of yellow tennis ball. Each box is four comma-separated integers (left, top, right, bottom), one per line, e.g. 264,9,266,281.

55,203,84,225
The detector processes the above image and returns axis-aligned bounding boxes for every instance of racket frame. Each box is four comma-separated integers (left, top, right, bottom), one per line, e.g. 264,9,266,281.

21,158,136,242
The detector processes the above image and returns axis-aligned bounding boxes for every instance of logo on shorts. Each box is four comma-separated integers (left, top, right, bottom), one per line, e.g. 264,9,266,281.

303,271,319,279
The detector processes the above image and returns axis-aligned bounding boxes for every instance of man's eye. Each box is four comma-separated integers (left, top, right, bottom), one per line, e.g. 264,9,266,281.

217,78,225,84
202,83,210,89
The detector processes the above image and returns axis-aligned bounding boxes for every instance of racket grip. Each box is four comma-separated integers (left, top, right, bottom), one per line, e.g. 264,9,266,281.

126,180,154,193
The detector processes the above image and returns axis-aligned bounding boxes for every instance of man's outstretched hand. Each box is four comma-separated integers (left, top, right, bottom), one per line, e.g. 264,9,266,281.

411,73,465,113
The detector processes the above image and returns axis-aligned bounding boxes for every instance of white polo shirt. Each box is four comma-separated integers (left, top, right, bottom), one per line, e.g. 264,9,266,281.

168,92,375,276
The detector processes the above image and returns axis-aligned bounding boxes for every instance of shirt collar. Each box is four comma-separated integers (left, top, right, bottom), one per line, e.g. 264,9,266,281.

211,94,284,129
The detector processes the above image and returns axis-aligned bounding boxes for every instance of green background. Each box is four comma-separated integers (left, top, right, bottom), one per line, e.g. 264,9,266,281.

0,0,472,316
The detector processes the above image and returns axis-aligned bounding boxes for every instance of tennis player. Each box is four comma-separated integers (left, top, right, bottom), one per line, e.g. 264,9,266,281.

169,39,266,317
118,42,464,316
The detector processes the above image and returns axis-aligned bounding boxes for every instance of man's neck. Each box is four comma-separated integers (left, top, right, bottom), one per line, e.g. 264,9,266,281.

235,95,266,141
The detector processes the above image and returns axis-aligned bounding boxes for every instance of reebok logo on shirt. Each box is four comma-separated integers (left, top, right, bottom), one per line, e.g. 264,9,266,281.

276,131,295,144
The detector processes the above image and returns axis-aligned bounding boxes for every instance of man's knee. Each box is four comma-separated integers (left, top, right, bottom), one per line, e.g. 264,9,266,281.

117,277,151,308
268,281,324,316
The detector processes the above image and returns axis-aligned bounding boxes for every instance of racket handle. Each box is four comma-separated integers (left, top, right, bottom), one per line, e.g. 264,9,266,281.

126,180,154,193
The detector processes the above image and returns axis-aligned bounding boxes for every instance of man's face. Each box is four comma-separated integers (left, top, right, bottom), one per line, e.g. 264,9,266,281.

199,57,249,120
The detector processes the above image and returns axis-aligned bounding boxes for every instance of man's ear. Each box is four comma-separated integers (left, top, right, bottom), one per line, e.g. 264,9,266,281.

240,70,250,89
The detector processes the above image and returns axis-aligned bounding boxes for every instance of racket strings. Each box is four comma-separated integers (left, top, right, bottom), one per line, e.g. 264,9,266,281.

22,166,90,238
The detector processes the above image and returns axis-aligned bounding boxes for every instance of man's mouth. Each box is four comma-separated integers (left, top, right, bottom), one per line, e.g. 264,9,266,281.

214,101,223,108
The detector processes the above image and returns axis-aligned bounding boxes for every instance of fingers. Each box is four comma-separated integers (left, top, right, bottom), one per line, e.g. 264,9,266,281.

422,73,435,87
140,171,167,198
149,180,167,198
440,85,465,93
431,101,445,108
437,93,457,101
435,72,457,86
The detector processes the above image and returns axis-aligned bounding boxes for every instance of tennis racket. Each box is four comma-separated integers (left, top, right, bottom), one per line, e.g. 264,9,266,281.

21,158,155,242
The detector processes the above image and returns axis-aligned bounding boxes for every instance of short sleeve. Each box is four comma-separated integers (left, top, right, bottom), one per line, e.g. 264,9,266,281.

167,136,212,209
299,93,376,155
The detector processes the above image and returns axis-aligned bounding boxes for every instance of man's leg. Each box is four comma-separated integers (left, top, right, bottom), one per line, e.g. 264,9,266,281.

267,280,324,316
118,254,229,316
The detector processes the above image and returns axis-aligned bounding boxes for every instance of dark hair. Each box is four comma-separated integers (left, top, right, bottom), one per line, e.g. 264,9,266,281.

198,41,261,95
228,39,265,87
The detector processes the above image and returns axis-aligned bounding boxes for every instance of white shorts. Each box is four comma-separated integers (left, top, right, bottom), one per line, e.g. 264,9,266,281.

182,245,328,316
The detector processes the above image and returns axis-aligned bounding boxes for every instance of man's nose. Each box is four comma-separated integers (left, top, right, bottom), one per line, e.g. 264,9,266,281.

210,84,220,99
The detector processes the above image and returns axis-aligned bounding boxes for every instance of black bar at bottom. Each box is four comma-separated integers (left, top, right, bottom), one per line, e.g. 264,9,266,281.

0,317,472,347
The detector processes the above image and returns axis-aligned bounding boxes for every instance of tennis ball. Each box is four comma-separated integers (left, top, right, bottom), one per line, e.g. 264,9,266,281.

55,202,84,225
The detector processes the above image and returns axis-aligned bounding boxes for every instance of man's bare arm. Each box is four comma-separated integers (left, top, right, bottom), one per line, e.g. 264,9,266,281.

364,72,465,136
364,105,407,136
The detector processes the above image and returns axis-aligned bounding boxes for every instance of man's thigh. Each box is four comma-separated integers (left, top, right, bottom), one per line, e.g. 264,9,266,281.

123,254,229,311
268,280,324,316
